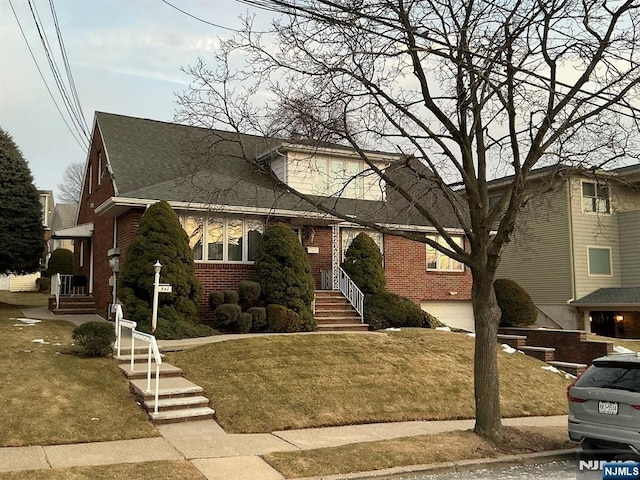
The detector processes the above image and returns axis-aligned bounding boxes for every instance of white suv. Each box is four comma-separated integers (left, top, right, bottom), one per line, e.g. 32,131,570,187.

568,353,640,454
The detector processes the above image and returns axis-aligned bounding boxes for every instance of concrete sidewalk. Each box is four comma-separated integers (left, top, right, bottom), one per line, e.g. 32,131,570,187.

0,416,569,479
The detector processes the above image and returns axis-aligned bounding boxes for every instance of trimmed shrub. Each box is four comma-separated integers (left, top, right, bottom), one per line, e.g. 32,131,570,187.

341,233,385,295
237,313,252,334
266,304,303,332
299,309,317,332
118,201,203,339
238,281,261,310
72,321,116,357
214,303,242,329
223,290,239,305
364,292,426,330
152,318,217,340
494,278,537,327
254,223,315,325
45,248,73,277
36,276,50,293
208,291,225,310
247,306,267,331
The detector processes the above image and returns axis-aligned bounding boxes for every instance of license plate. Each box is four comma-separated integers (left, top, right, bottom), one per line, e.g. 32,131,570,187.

598,401,619,415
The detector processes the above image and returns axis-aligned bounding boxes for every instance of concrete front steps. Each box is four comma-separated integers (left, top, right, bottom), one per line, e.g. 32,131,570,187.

497,333,588,376
115,347,215,424
314,290,369,332
48,296,96,315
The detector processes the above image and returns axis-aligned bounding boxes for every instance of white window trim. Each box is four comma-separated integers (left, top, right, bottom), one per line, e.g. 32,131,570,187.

79,241,84,268
581,179,611,215
587,245,613,277
97,153,102,186
426,235,465,272
184,216,263,264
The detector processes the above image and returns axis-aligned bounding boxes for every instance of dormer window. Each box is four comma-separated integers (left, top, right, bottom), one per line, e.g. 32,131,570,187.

582,181,610,214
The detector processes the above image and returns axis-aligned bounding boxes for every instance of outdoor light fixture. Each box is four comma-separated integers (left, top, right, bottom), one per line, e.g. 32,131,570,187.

615,314,624,323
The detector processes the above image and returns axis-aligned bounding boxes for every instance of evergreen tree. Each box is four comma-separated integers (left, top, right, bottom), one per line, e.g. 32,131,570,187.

253,223,316,330
341,232,385,294
0,128,44,275
118,201,203,334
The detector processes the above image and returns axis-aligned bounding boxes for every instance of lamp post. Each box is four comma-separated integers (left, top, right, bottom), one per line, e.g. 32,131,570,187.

151,261,162,332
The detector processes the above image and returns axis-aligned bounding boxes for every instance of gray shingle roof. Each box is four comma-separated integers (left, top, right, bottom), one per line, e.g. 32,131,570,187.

571,287,640,306
51,204,77,231
95,112,463,228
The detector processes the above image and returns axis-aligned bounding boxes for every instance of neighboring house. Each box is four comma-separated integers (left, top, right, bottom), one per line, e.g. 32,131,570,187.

55,112,473,329
491,165,640,337
48,204,76,255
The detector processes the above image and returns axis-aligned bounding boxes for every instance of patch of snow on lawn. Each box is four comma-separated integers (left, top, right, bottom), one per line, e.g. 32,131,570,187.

501,344,516,354
614,345,636,354
11,318,41,326
541,365,576,380
31,339,49,344
385,328,401,332
435,326,451,332
466,333,476,338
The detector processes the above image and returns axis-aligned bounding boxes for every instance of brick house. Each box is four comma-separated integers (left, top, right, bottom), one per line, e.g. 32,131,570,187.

53,112,473,329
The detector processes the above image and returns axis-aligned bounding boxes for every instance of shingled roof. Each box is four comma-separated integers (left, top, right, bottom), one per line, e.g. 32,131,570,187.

571,287,640,307
95,112,464,229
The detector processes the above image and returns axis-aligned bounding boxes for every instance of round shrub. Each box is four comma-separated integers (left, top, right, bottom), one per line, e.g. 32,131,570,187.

494,278,537,327
208,291,225,310
237,313,252,333
364,292,426,330
238,281,261,310
254,223,315,323
247,306,267,331
45,248,73,277
72,321,116,357
214,303,242,329
266,304,303,332
299,309,317,332
36,276,51,293
151,318,217,340
223,290,239,305
341,232,385,294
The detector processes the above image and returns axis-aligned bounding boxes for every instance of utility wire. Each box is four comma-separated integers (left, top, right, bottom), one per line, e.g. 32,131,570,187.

160,0,245,32
8,0,87,152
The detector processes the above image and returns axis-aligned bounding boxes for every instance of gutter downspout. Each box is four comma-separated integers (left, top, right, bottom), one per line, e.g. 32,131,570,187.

567,178,579,328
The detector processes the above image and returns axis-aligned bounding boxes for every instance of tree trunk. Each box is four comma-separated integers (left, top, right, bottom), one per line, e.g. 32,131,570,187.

471,267,503,440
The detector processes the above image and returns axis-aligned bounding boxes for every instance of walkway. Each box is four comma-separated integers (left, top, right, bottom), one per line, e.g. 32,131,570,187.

4,308,573,479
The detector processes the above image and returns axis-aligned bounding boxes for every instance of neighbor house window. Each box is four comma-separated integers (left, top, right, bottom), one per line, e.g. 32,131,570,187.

183,216,263,263
426,235,464,272
582,181,610,213
588,247,612,276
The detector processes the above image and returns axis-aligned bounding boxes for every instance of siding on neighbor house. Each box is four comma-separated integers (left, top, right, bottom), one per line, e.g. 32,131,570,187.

495,181,573,304
270,155,286,183
569,176,623,298
619,210,640,286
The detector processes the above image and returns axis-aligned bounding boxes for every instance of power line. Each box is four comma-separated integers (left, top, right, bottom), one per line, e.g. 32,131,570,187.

160,0,245,33
8,0,87,152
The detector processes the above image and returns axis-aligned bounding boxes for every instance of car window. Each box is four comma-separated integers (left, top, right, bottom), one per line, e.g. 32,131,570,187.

574,361,640,393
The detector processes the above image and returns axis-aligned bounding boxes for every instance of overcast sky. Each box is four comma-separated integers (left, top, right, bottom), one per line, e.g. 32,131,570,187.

0,0,269,200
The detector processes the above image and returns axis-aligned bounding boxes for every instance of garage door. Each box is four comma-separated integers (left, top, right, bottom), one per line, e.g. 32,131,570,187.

421,301,474,332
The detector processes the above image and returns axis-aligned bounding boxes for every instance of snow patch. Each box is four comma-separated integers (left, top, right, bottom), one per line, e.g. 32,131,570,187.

435,326,451,332
541,365,576,380
12,318,41,326
31,339,49,344
614,345,636,354
501,344,516,354
385,328,401,332
466,333,476,338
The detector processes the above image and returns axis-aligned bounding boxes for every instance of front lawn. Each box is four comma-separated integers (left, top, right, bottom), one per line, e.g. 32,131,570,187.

263,426,573,478
0,309,158,446
167,329,571,433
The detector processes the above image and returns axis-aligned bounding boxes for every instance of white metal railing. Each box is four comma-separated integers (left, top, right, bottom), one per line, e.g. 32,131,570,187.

52,273,60,309
114,305,162,413
338,267,365,323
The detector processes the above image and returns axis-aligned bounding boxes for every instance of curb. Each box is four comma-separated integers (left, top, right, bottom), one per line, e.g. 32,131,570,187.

290,448,579,480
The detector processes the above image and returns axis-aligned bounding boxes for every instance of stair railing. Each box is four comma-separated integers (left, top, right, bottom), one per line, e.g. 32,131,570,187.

52,273,61,309
113,305,162,413
338,267,365,323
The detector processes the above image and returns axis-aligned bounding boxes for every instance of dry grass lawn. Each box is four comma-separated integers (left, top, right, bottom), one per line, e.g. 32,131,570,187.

0,298,158,446
0,461,204,480
168,329,571,433
263,426,574,478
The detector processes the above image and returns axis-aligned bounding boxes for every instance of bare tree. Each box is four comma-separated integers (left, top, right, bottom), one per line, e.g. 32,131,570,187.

178,0,640,440
57,162,84,204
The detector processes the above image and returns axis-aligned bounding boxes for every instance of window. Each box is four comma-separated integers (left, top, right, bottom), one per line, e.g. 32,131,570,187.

588,247,612,276
582,181,610,213
341,228,383,261
183,216,264,262
426,235,464,272
313,158,363,198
